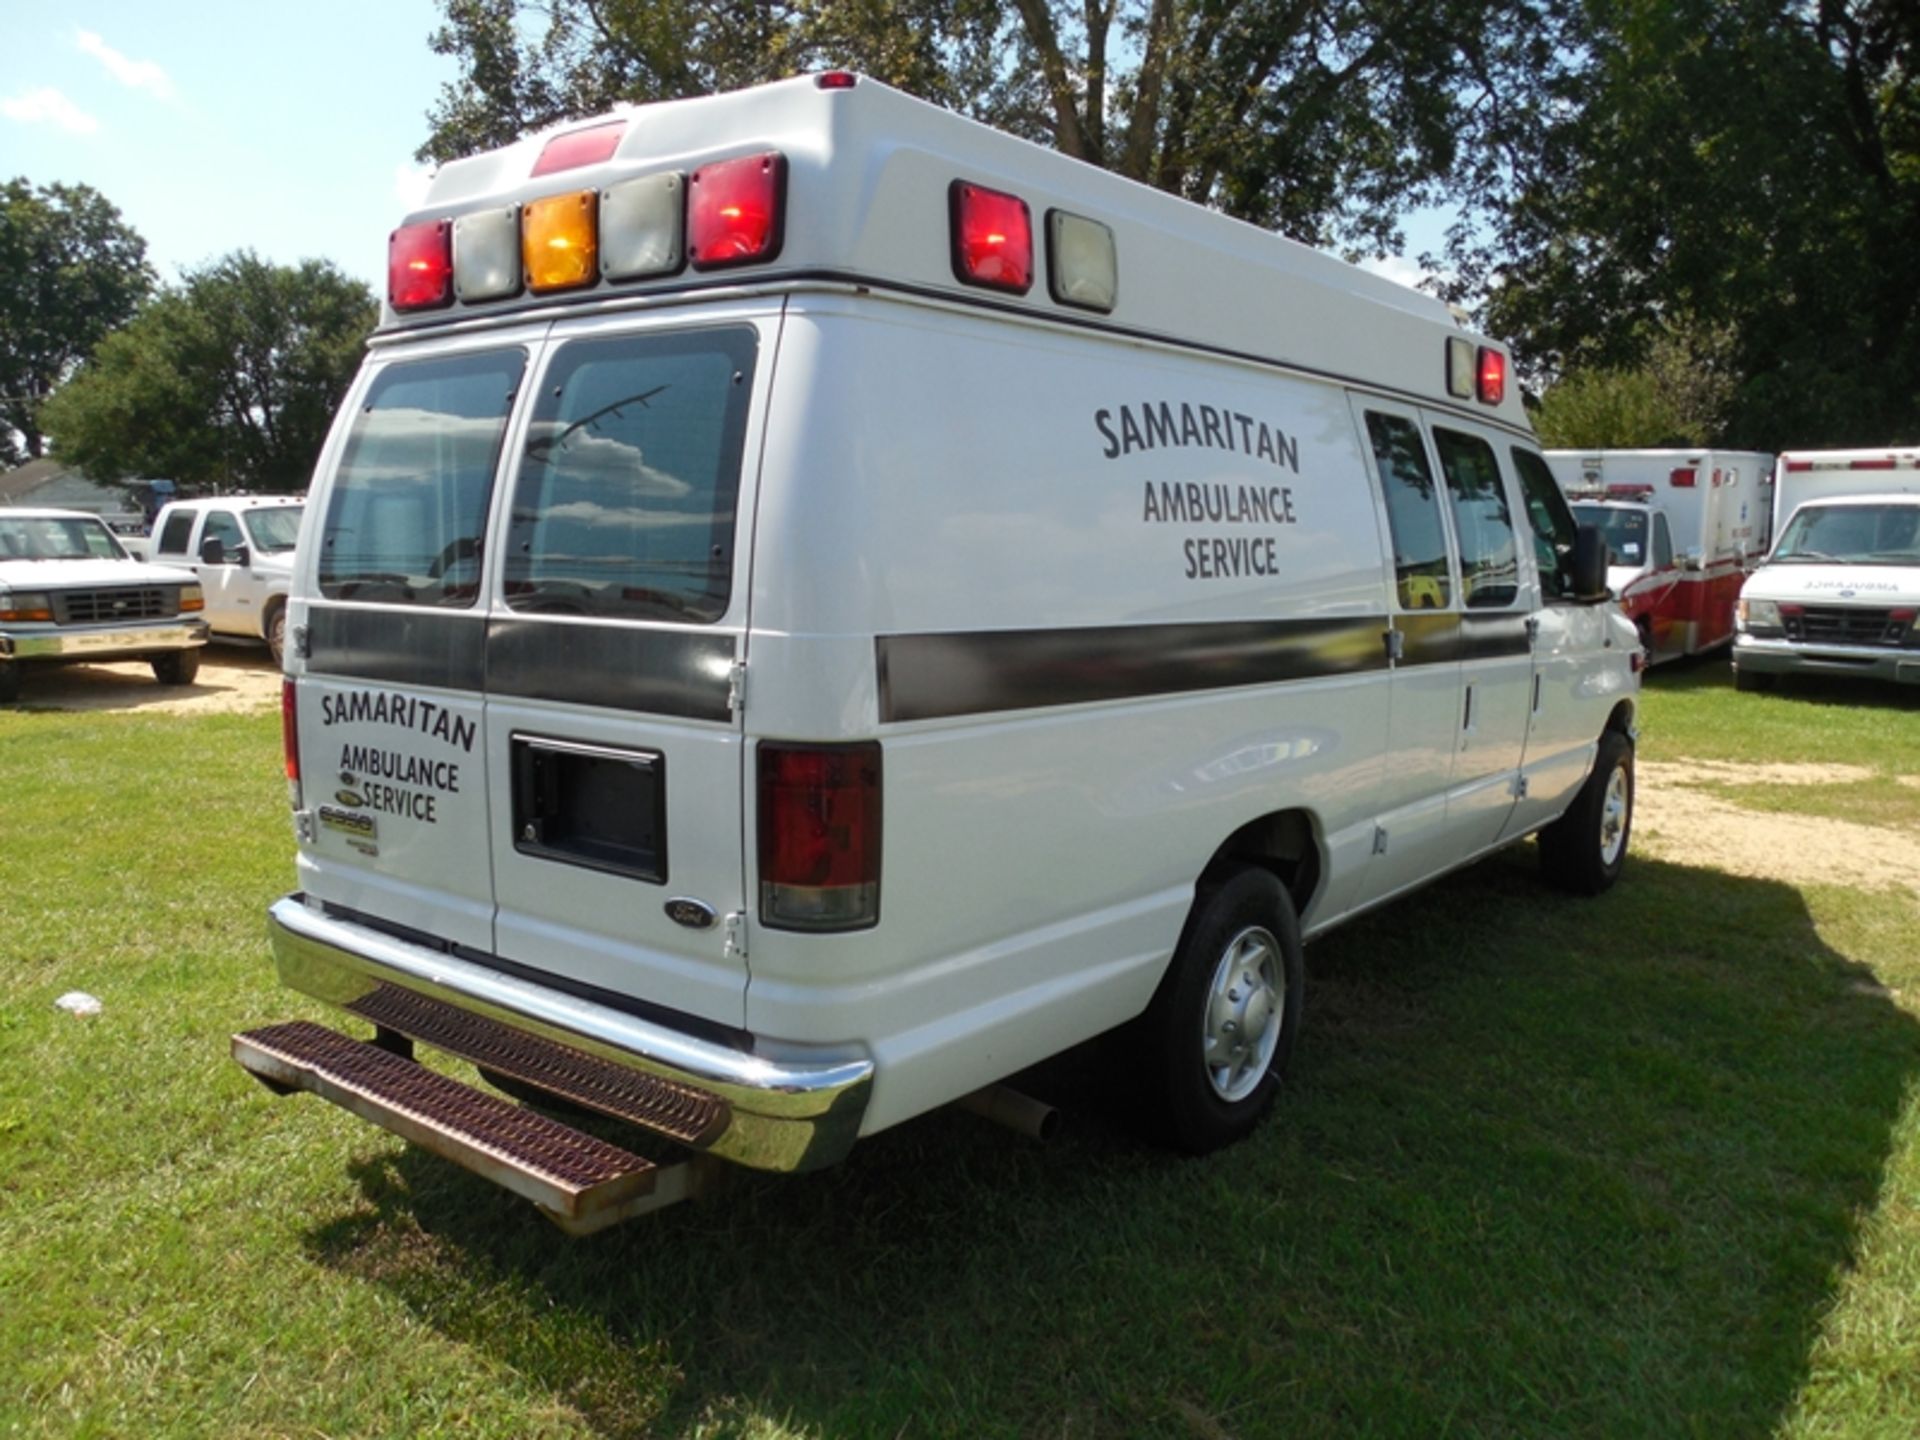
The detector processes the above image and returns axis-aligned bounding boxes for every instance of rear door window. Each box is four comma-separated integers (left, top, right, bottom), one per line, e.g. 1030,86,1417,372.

1510,447,1578,600
1364,411,1453,610
504,326,758,623
318,349,527,607
1433,428,1521,609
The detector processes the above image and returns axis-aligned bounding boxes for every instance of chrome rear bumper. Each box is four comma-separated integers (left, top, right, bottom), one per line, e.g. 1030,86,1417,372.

267,894,872,1172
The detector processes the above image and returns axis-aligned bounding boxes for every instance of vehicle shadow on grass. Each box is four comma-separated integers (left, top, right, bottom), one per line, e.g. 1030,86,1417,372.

1652,647,1920,710
13,645,278,714
303,852,1920,1439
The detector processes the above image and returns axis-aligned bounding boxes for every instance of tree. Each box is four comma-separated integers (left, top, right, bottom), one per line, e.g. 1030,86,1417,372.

420,0,1567,254
0,180,155,466
1455,0,1920,449
1531,321,1736,448
42,253,377,494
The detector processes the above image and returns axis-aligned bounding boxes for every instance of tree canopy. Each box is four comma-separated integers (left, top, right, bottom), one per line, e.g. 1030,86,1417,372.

1462,0,1920,449
0,179,154,467
42,253,376,494
422,0,1564,254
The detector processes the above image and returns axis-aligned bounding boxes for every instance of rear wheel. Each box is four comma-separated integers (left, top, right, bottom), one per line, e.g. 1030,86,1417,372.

265,601,288,668
1539,728,1633,895
1141,865,1303,1153
151,649,201,687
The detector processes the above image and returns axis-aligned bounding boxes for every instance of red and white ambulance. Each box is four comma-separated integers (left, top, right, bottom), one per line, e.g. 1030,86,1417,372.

1546,450,1774,662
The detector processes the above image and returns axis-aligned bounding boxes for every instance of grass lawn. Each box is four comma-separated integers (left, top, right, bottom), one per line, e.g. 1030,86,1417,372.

3,660,1919,1438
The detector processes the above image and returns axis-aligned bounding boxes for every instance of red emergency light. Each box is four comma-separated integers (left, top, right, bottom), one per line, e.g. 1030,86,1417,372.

1851,458,1897,470
689,152,786,270
1669,467,1697,487
814,71,858,89
1476,346,1506,405
388,219,453,311
950,181,1032,294
532,119,626,177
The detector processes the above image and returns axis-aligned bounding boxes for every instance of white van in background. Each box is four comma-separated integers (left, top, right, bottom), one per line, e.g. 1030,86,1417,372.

1733,450,1920,690
233,73,1642,1231
1545,449,1773,662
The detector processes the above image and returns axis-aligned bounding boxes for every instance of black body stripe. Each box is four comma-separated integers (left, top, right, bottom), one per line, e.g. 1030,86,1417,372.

486,619,734,721
1396,611,1460,665
1459,612,1533,659
307,606,486,690
877,617,1388,723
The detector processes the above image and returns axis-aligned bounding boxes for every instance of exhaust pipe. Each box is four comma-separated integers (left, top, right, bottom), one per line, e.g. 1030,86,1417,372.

958,1084,1060,1142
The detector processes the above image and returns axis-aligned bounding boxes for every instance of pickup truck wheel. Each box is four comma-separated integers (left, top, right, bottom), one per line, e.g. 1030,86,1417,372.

1733,665,1775,693
265,602,287,668
0,661,20,705
151,649,201,687
1142,865,1303,1153
1538,729,1633,895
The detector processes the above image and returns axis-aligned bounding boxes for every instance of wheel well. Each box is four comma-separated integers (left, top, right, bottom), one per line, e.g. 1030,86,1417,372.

1200,811,1323,919
1605,698,1636,738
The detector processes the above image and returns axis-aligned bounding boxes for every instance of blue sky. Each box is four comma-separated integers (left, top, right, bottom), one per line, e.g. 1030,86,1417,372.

1,4,1445,298
1,0,456,292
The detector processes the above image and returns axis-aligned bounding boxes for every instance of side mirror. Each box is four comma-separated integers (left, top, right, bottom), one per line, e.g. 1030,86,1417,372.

1571,524,1610,602
199,535,226,565
1680,546,1705,572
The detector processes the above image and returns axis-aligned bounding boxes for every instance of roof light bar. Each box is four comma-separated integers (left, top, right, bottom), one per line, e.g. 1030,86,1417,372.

532,119,627,178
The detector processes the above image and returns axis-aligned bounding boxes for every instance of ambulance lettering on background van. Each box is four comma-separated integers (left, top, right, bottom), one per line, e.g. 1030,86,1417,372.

1544,449,1774,663
231,73,1642,1232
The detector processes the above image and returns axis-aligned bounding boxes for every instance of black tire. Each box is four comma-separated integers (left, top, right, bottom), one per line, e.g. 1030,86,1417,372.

1733,665,1775,693
1636,618,1655,665
0,661,20,705
1141,865,1304,1154
264,601,288,668
151,648,201,686
1539,728,1633,895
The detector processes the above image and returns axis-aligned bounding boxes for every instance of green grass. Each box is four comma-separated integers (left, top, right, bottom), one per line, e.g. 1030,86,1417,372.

3,666,1919,1438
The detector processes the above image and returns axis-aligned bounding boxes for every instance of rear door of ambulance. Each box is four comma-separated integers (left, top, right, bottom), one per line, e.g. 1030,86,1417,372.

295,304,773,1033
478,303,773,1031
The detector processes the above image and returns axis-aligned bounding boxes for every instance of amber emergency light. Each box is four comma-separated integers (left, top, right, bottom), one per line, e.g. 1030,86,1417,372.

523,190,599,293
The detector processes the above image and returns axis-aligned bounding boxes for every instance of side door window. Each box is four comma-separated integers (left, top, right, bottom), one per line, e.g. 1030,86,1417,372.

1363,411,1453,612
157,511,194,557
202,510,245,563
1510,447,1578,601
1432,428,1520,609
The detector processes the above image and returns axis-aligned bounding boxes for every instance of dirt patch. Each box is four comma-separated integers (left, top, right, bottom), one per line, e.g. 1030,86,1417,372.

1637,760,1920,896
12,647,280,716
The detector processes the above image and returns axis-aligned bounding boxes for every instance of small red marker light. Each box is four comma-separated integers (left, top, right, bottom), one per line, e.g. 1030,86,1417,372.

532,119,626,177
815,71,858,89
388,219,452,311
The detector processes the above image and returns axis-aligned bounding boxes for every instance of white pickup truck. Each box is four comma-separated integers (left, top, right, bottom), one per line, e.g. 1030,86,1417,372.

148,496,304,664
0,507,209,703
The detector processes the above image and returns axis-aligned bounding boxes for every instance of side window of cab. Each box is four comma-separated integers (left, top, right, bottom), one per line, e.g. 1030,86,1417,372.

157,510,194,557
1432,428,1521,609
202,510,245,562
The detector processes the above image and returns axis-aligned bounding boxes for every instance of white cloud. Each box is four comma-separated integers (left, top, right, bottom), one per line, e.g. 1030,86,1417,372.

0,87,101,134
76,30,176,102
393,162,436,212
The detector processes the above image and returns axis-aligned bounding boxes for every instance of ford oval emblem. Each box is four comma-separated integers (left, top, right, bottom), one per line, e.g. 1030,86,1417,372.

1838,589,1856,598
665,897,717,930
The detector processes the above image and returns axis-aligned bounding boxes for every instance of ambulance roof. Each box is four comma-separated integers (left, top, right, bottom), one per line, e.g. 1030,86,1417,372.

386,74,1527,428
1777,448,1920,468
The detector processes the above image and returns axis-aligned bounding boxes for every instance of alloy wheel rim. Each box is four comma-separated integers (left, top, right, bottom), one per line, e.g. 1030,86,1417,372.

1599,764,1630,866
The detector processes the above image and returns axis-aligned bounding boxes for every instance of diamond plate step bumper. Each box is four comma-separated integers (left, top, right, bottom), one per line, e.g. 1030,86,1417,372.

234,1020,702,1234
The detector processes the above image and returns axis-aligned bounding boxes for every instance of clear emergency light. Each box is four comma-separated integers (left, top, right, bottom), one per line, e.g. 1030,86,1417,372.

950,181,1032,293
601,172,685,280
1047,210,1116,312
452,206,521,302
1445,337,1475,400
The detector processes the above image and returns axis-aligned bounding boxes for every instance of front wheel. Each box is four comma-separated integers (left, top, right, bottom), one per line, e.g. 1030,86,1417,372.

1141,865,1304,1153
151,649,201,687
265,602,288,668
1538,728,1633,895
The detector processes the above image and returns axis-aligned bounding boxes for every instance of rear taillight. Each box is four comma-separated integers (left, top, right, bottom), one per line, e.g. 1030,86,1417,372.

281,678,301,800
757,741,881,931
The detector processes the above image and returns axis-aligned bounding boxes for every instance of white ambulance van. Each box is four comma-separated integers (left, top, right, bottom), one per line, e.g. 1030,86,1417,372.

234,74,1641,1231
1545,449,1773,663
1733,449,1920,691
